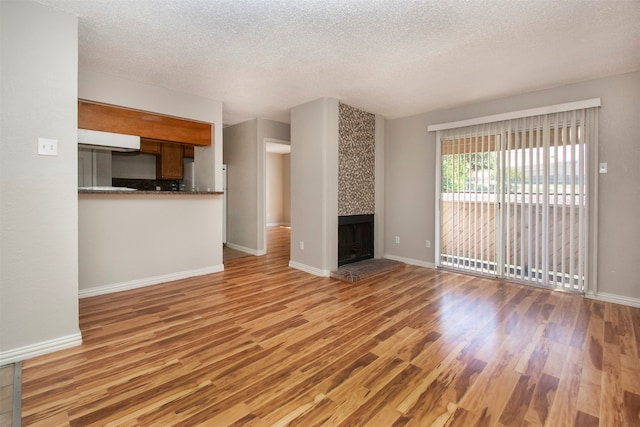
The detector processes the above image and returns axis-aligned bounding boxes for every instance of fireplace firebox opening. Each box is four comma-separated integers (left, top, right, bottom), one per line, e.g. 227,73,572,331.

338,214,374,266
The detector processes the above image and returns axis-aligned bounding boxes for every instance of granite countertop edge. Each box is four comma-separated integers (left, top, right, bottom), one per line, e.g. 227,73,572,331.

79,189,224,195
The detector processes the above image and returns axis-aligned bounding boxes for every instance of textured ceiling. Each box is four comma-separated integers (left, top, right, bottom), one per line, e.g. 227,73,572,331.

35,0,640,125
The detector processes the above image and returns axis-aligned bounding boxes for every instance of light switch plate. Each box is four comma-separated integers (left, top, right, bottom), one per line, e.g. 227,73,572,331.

38,138,58,156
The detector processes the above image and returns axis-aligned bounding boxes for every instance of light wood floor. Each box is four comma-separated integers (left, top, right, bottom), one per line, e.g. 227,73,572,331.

22,227,640,426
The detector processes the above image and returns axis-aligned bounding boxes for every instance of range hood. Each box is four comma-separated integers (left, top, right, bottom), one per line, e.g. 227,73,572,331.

78,129,140,152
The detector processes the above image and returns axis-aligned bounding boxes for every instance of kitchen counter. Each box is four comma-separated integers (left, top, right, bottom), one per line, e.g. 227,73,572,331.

79,188,223,195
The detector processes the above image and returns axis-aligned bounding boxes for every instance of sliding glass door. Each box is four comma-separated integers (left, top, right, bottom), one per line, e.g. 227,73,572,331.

437,108,597,293
440,130,500,276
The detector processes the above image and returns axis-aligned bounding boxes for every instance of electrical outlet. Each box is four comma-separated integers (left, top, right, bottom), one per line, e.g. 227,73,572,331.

395,236,400,244
38,138,58,156
425,240,431,248
299,241,304,250
599,162,608,173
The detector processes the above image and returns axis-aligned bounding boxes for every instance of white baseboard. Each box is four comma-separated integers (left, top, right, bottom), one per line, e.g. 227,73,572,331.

226,242,266,256
79,264,225,298
0,331,83,365
585,291,640,308
384,254,436,269
288,260,331,277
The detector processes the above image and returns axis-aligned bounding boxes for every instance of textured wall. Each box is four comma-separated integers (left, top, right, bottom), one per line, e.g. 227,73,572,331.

338,103,376,216
290,98,339,275
223,120,259,250
384,71,640,301
1,1,81,362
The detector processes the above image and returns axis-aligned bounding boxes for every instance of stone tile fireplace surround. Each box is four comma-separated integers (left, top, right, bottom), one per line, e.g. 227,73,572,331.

337,103,376,266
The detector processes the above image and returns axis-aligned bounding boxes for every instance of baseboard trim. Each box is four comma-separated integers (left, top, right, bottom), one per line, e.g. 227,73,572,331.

585,291,640,308
267,222,290,227
226,242,266,256
79,264,225,298
0,332,83,365
288,260,331,277
384,254,436,269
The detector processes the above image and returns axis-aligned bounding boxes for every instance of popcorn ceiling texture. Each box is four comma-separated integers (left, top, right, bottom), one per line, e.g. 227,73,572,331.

338,103,375,217
35,0,640,125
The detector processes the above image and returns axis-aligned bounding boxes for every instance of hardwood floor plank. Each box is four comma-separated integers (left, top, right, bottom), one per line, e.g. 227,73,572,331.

498,374,536,426
576,301,605,418
337,363,422,426
524,373,560,426
600,303,627,427
623,390,640,427
19,226,640,426
286,396,336,426
621,353,640,396
445,406,492,427
396,340,467,413
574,410,599,427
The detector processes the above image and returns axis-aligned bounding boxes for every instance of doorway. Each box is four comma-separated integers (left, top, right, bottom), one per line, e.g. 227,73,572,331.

264,138,291,254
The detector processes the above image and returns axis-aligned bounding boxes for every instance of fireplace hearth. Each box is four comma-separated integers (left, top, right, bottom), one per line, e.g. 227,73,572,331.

338,214,374,266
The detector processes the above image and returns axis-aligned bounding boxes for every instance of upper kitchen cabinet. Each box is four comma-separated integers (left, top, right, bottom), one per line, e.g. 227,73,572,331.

139,139,161,155
78,100,212,146
158,142,184,179
183,144,195,158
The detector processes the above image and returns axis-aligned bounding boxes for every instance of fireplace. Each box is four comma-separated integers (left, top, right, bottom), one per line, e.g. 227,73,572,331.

338,214,374,266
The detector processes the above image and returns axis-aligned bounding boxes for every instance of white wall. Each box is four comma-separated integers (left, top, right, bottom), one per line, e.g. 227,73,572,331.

290,98,339,276
94,150,112,185
266,153,289,226
78,194,223,296
374,115,385,259
78,148,111,186
112,153,156,179
384,71,640,304
78,69,224,192
0,1,81,363
283,153,291,225
223,120,259,252
266,153,284,225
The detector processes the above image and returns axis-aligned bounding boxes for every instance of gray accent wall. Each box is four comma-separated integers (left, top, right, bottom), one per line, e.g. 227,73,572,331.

1,1,81,362
283,153,291,225
224,120,259,252
223,119,290,254
290,99,386,274
375,115,386,262
290,98,340,275
384,71,640,302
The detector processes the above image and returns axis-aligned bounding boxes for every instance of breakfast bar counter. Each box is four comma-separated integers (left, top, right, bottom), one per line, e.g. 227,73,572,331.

78,191,224,297
79,187,223,195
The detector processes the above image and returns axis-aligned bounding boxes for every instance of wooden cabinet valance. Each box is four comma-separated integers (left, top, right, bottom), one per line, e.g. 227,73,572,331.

78,100,212,146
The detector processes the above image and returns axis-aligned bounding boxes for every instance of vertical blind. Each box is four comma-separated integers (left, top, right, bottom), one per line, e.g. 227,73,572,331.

437,106,599,293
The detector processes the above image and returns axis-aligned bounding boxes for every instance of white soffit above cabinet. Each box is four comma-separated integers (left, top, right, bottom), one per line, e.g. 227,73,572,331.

78,129,140,152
